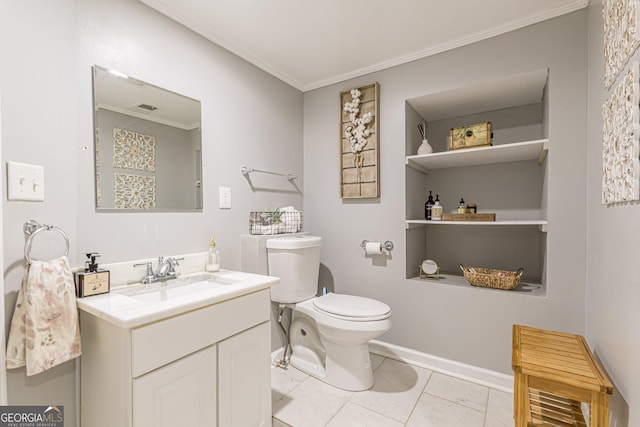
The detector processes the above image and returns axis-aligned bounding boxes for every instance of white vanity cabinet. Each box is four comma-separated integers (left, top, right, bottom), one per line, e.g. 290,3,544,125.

218,321,271,426
79,287,271,427
133,344,218,426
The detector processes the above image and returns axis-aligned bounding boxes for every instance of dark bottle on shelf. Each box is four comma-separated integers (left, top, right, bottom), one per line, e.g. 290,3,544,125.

425,190,435,220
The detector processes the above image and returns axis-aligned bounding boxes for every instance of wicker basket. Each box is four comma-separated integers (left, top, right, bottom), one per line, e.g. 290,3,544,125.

459,264,524,290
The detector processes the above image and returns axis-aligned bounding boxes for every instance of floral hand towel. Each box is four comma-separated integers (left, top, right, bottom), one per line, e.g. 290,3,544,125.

6,256,81,375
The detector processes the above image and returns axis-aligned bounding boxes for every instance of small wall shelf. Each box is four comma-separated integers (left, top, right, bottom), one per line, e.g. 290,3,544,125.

406,139,548,173
408,275,546,297
406,219,548,232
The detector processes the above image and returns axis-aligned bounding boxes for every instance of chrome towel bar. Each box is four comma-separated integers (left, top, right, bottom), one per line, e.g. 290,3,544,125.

241,166,298,182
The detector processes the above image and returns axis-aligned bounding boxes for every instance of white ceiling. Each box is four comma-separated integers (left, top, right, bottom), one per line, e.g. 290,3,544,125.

138,0,588,92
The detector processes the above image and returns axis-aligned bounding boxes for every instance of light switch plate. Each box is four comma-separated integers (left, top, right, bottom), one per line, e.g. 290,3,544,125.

219,186,231,209
7,161,45,201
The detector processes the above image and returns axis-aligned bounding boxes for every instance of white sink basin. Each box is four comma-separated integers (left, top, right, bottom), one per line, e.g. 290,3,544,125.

118,273,240,303
77,269,278,328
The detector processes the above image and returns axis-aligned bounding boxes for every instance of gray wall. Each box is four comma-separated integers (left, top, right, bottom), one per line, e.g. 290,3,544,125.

303,10,588,374
586,1,637,424
1,0,303,423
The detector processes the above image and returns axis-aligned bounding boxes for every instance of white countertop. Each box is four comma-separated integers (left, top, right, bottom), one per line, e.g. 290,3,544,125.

76,269,278,329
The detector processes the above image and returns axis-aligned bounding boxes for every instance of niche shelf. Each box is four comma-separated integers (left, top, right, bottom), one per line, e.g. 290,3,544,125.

404,69,549,291
407,275,546,297
406,219,548,232
406,138,548,173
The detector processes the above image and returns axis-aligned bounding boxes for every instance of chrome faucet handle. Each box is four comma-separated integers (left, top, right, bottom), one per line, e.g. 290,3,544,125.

134,261,155,284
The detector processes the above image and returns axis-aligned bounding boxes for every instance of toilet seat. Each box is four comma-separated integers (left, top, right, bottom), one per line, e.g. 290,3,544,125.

312,293,391,321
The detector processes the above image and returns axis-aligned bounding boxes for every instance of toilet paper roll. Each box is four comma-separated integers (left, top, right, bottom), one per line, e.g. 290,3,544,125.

365,242,383,255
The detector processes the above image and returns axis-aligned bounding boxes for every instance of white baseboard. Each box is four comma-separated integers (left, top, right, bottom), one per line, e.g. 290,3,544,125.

271,341,514,392
369,340,514,393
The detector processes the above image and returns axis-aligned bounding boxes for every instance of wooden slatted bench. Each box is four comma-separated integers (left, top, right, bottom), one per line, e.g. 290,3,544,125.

512,324,613,427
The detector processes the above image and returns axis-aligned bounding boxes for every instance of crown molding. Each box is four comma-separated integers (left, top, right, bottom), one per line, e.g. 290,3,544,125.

303,0,590,91
140,0,589,92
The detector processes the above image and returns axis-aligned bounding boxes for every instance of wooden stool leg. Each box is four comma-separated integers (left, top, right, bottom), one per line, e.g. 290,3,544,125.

590,391,609,427
514,372,530,427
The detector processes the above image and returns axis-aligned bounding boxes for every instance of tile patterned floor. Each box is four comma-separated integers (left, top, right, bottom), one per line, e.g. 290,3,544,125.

271,354,513,427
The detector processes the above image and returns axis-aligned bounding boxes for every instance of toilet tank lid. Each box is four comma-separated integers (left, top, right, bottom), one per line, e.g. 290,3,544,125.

266,235,323,249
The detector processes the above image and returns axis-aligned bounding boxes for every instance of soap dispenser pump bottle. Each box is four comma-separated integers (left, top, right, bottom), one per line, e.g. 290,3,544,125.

75,252,110,297
206,236,220,272
425,190,435,220
432,195,443,220
458,198,466,213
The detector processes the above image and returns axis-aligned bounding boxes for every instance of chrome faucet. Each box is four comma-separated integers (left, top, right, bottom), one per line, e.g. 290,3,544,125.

134,256,184,284
155,256,182,279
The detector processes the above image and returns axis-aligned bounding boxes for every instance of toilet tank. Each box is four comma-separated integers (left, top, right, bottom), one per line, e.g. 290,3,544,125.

266,235,322,303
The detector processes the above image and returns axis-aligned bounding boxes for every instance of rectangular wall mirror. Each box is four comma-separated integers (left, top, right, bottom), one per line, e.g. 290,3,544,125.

92,65,203,211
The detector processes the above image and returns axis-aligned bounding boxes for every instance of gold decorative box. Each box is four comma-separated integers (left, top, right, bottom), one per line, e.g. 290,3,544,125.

450,122,493,150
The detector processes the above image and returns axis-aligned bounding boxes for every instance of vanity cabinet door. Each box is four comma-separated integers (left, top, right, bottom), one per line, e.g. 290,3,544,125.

218,321,271,427
133,344,217,426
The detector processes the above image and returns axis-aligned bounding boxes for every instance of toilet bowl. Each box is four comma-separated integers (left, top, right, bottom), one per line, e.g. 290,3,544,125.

290,293,391,391
262,234,392,391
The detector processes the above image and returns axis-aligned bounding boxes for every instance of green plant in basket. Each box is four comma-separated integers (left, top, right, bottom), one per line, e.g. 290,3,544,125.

260,208,283,225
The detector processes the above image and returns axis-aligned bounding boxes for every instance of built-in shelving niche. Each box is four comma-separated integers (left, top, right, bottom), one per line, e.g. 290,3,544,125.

405,69,549,297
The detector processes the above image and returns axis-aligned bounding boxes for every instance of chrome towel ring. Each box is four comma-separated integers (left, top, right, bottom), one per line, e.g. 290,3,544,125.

23,219,70,264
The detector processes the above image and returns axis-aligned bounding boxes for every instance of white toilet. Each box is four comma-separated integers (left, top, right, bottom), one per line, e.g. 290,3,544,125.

265,235,391,391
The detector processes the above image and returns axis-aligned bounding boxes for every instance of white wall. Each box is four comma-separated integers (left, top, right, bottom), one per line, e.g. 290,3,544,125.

74,0,303,265
1,0,80,421
0,69,7,405
1,0,303,423
586,1,638,424
303,10,588,375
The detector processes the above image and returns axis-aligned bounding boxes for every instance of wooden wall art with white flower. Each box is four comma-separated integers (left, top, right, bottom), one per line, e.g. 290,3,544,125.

339,82,380,198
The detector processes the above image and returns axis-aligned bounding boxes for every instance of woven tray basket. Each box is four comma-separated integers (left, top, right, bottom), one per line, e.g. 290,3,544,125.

459,264,524,290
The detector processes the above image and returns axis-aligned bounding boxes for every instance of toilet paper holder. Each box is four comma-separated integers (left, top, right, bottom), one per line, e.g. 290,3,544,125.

360,240,394,252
